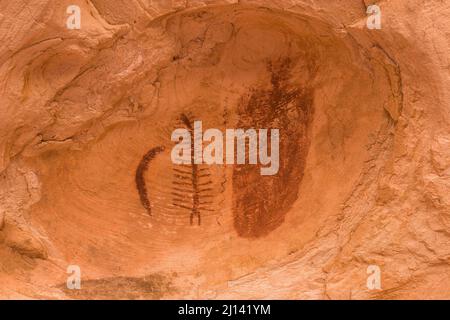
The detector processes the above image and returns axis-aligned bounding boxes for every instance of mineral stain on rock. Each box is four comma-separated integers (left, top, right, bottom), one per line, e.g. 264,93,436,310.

59,274,174,300
232,59,314,238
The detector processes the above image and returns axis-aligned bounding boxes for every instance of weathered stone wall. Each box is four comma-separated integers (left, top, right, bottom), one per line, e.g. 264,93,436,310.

0,0,449,299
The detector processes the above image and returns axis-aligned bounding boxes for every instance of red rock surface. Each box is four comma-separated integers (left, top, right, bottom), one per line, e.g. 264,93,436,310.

0,0,449,299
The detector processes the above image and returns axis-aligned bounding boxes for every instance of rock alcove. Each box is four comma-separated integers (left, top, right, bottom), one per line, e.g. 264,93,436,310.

0,1,449,299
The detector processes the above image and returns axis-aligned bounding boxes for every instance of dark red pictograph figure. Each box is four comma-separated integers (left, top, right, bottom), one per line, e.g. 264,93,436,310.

232,58,314,238
135,146,165,215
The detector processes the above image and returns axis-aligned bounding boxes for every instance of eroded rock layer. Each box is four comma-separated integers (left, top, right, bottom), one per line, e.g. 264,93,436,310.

0,0,450,299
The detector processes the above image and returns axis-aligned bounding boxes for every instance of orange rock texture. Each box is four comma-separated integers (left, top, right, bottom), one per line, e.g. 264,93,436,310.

0,0,450,299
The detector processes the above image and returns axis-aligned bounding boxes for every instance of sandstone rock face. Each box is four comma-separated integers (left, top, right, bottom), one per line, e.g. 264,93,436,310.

0,0,449,299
